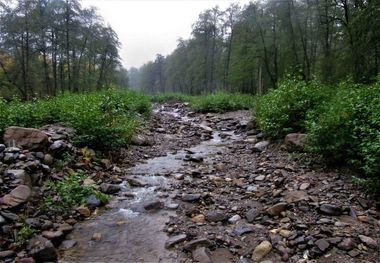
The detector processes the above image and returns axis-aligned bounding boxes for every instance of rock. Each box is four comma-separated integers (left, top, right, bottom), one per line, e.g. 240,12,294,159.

1,211,19,221
233,226,255,236
127,177,148,187
189,155,203,163
337,238,355,251
253,141,270,152
19,258,35,263
77,206,91,217
315,239,330,252
48,140,67,155
210,248,234,263
3,127,49,150
251,240,272,262
60,240,77,250
5,169,31,186
42,230,64,240
284,133,307,151
83,178,96,186
279,229,292,238
184,238,212,251
299,182,310,190
192,247,213,263
25,218,42,229
0,215,5,225
43,154,54,165
255,175,265,181
143,200,164,211
246,208,259,223
0,250,15,259
167,203,179,210
100,183,120,194
358,235,377,248
205,210,227,222
165,234,187,248
0,144,5,152
87,195,101,209
192,214,206,223
27,236,58,262
319,204,342,216
348,249,361,257
284,190,308,203
267,203,287,216
131,134,154,146
182,193,201,202
173,173,184,180
228,215,241,224
92,232,102,241
1,185,31,207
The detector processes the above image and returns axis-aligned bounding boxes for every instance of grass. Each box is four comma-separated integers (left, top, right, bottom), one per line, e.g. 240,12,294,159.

150,92,255,113
43,172,110,212
0,88,151,149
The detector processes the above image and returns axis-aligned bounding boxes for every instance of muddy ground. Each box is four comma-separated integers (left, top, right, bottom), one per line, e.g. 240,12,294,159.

61,102,380,263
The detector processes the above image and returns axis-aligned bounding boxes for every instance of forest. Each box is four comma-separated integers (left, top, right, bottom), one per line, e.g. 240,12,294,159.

130,0,380,94
0,0,128,100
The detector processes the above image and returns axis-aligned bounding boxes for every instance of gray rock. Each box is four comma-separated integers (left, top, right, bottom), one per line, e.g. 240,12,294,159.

143,200,164,211
284,133,307,151
100,183,121,194
228,214,241,224
0,211,19,221
182,193,201,202
0,144,5,152
0,215,5,225
233,226,255,236
205,210,227,222
131,134,154,146
192,247,212,263
337,238,355,251
315,239,330,252
246,208,259,223
319,204,342,216
43,154,54,165
0,250,15,259
127,177,148,187
27,236,58,262
358,235,377,248
26,218,42,229
184,238,212,251
167,203,179,210
49,140,67,155
1,185,31,207
165,234,187,248
253,141,270,152
60,240,78,250
5,169,31,186
86,195,101,209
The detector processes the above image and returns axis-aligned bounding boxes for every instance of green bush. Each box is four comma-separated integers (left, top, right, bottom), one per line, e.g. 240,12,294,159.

190,92,255,113
255,78,332,138
0,89,151,149
15,224,37,248
307,80,380,179
44,172,109,212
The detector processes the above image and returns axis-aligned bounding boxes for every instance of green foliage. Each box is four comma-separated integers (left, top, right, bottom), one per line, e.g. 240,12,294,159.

150,93,192,103
44,172,109,212
190,92,255,113
255,79,332,138
307,80,380,180
0,89,151,149
16,224,37,248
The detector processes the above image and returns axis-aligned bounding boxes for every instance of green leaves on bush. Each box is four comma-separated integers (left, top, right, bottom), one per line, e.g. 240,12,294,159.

255,77,380,195
0,89,151,149
255,78,332,138
44,172,109,212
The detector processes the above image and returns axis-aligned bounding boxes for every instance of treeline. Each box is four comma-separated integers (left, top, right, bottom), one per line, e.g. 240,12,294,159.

0,0,128,100
130,0,380,95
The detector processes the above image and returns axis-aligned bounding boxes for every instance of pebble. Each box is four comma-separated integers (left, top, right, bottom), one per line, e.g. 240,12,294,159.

319,204,342,216
182,193,201,202
267,203,287,216
165,234,187,248
251,240,272,261
228,215,241,224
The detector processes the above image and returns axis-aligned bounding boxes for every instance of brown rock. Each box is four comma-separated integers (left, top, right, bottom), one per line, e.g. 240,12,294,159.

192,247,213,263
77,206,91,217
27,236,58,262
92,232,102,241
3,127,48,150
42,230,64,240
251,240,272,261
0,250,15,259
284,190,308,203
315,239,330,252
1,185,31,207
284,133,307,151
267,203,287,216
192,214,206,223
184,238,212,251
337,238,355,251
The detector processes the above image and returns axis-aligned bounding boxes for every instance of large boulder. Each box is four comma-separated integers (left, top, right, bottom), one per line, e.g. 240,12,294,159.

27,236,58,262
1,185,31,208
3,127,49,150
284,133,307,151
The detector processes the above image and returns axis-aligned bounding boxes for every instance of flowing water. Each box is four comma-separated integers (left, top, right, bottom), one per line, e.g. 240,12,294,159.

61,124,240,262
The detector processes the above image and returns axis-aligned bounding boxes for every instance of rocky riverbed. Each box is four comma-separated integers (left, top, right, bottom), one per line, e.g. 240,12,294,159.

1,102,379,263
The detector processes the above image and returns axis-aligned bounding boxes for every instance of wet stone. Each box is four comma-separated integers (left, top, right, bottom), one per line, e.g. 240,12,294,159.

184,238,212,252
319,204,343,216
87,195,102,209
100,183,121,194
143,200,164,211
60,240,78,250
182,193,201,202
165,234,187,248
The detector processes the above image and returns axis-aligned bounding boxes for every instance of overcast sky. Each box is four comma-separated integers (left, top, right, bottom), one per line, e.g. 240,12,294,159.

82,0,251,69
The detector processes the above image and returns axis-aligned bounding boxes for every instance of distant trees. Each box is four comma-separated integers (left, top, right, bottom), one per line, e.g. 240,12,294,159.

0,0,127,100
131,0,380,95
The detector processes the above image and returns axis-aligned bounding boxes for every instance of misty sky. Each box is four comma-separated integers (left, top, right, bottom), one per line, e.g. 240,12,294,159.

82,0,251,69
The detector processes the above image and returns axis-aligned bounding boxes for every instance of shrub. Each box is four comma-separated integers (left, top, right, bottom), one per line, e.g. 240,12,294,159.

16,224,37,248
255,78,332,138
307,80,380,181
44,172,109,212
0,89,151,149
191,92,255,113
